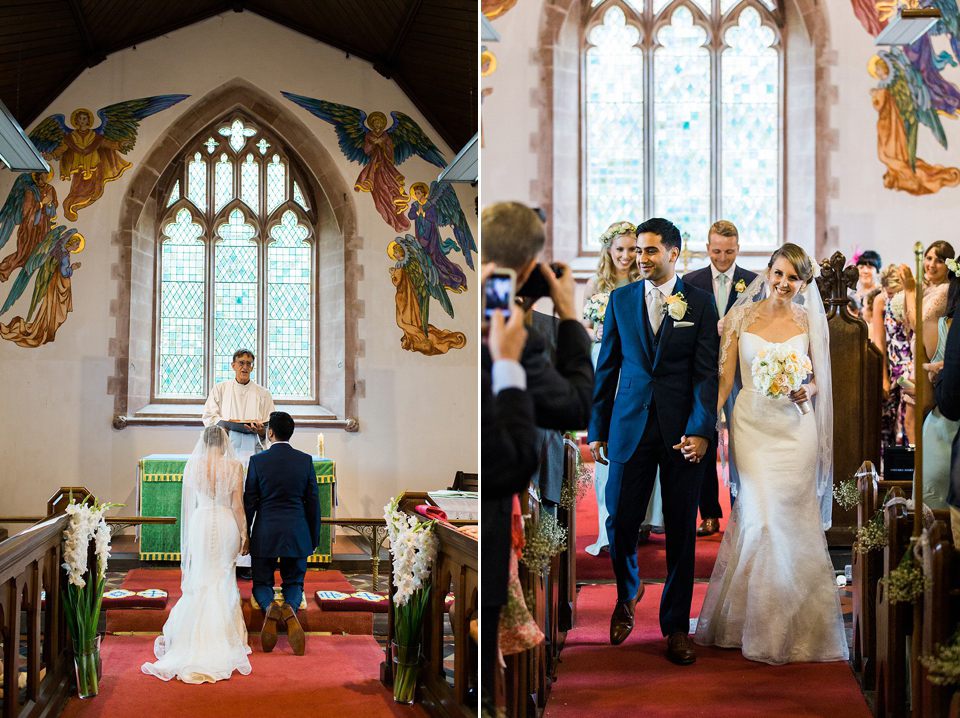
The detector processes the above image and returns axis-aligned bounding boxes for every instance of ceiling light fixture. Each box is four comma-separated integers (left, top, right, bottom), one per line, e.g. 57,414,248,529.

875,6,941,45
0,98,49,173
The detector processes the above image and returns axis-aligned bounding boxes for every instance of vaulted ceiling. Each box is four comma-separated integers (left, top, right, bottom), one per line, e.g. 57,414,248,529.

0,0,477,153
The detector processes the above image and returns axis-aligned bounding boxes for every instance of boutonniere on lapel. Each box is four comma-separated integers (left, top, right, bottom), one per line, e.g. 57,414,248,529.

662,293,688,321
735,279,747,294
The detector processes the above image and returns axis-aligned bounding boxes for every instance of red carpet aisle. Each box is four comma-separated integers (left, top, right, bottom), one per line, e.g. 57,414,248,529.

59,634,426,718
544,583,870,718
105,568,373,635
575,461,731,580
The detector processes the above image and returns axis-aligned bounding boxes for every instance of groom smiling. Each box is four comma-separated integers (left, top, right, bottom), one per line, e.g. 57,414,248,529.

588,218,719,665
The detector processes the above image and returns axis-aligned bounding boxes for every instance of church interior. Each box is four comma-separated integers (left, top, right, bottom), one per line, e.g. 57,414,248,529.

483,1,960,717
0,2,477,716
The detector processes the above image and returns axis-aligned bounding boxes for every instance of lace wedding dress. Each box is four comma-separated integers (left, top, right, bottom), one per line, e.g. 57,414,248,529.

694,329,848,665
142,429,253,683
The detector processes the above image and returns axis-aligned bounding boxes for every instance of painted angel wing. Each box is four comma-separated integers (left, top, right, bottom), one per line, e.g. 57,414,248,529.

95,94,190,152
387,112,445,168
0,174,37,252
0,225,57,316
27,115,69,155
281,92,369,165
398,234,454,319
428,182,476,271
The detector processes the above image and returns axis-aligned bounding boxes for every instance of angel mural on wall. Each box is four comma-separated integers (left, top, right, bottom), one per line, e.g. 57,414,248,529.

0,170,58,282
281,91,446,232
407,181,476,293
868,49,960,195
29,94,189,220
387,234,466,356
0,226,83,348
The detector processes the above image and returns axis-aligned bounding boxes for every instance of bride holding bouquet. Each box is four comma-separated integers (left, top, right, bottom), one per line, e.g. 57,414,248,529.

694,243,848,665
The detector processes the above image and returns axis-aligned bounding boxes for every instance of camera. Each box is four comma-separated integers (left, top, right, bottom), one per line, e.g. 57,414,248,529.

516,262,565,299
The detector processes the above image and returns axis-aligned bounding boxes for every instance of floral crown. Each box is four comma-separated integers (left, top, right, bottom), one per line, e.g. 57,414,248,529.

599,221,636,246
946,258,960,278
809,254,821,279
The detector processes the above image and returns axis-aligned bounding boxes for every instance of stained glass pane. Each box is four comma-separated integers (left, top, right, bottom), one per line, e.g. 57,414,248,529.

722,0,777,13
653,0,670,14
219,119,257,153
204,137,218,154
267,155,286,214
653,7,710,245
167,180,179,207
257,138,270,155
240,154,259,214
267,211,311,398
158,208,204,396
215,154,233,212
721,7,778,245
188,152,207,213
691,0,711,14
293,182,308,210
214,209,258,385
585,6,644,249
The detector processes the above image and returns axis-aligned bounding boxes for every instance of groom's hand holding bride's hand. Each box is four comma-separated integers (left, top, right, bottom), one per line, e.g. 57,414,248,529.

673,435,707,463
589,441,608,466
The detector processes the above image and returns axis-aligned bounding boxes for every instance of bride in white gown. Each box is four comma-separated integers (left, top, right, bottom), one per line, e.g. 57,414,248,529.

694,243,848,665
142,427,253,683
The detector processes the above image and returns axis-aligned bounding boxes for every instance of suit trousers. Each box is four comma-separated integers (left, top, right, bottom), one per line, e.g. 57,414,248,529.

606,403,706,636
697,430,723,520
251,555,308,614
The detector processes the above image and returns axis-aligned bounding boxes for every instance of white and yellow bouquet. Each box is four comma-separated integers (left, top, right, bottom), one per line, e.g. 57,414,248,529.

751,342,813,414
582,292,610,324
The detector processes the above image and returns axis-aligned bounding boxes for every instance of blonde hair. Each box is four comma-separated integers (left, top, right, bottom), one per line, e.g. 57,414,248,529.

767,243,815,285
594,222,640,293
708,220,739,242
879,264,901,292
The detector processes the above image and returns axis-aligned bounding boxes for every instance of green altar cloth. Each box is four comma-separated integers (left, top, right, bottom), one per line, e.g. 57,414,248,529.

138,454,335,563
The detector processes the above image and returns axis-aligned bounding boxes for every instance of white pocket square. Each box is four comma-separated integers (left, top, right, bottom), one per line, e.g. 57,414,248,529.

674,321,694,328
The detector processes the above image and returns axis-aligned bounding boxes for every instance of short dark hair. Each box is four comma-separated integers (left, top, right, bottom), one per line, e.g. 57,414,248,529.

635,218,682,252
481,202,545,271
856,250,882,272
233,348,255,363
269,411,295,441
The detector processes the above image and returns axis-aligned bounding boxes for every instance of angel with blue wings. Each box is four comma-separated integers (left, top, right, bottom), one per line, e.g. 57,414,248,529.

29,95,189,221
281,92,446,233
0,171,57,283
407,181,476,293
869,49,960,194
387,234,466,356
0,226,82,348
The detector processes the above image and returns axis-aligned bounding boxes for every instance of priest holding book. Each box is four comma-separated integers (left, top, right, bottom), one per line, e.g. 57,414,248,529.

203,348,276,579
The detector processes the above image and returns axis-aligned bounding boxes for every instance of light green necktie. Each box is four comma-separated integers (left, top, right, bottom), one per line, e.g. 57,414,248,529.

716,273,728,316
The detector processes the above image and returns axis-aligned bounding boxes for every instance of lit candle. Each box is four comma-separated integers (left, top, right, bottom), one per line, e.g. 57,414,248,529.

317,433,324,457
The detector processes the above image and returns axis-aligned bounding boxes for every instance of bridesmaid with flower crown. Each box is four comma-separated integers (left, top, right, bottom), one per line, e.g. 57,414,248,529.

582,221,662,555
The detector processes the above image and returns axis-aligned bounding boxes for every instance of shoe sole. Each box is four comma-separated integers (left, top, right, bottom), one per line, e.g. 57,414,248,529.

281,604,306,656
261,603,281,652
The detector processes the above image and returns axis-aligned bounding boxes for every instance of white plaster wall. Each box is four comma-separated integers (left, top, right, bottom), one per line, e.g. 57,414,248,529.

824,3,960,269
0,12,478,527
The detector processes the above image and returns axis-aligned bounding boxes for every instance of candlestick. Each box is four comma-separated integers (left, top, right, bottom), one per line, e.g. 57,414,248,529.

317,433,324,457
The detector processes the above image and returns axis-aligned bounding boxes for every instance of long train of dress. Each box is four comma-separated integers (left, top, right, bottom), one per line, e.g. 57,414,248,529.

694,332,848,665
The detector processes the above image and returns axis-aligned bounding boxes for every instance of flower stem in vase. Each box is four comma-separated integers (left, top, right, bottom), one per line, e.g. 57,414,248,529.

392,640,421,705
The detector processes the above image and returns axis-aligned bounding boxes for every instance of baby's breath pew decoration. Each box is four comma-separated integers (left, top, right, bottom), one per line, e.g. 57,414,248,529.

883,546,930,604
559,448,592,510
853,509,887,554
920,627,960,686
833,477,860,511
520,513,568,575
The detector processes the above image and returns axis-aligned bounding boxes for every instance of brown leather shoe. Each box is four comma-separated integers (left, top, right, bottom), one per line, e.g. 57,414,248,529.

281,602,305,656
261,601,282,652
666,632,696,665
696,518,720,537
609,582,644,645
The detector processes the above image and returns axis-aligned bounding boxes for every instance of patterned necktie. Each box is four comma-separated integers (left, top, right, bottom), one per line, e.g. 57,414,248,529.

649,288,664,335
716,273,728,317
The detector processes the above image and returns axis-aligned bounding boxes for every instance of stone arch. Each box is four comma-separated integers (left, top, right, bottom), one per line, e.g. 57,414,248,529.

533,0,832,261
107,77,361,426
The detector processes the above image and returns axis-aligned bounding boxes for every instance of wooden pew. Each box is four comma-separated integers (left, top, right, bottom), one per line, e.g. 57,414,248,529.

556,435,578,633
874,488,951,718
851,460,912,690
919,520,959,718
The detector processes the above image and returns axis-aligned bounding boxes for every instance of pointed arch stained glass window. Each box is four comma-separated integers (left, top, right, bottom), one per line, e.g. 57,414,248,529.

267,211,311,397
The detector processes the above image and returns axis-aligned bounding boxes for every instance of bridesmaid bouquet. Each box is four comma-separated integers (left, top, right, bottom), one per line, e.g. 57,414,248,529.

751,343,814,414
582,292,610,324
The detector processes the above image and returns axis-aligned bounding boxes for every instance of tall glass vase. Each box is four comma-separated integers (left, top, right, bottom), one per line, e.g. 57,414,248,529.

392,640,421,705
72,635,100,699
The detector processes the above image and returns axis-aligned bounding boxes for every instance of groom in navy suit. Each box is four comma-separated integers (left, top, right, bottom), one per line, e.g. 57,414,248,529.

244,411,320,656
588,218,719,665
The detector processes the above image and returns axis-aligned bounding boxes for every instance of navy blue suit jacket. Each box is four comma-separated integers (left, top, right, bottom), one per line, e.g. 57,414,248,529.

683,264,758,317
244,442,320,558
588,277,720,462
934,304,960,508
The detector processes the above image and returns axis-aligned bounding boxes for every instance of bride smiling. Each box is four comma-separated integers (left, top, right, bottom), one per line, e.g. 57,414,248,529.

694,243,848,665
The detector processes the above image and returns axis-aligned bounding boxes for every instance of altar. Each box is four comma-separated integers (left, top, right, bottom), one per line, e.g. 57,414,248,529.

137,454,336,562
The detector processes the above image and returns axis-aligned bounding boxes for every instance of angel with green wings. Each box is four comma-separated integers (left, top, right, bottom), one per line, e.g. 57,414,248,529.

407,181,476,293
29,94,189,220
387,234,466,356
868,49,960,195
282,92,446,233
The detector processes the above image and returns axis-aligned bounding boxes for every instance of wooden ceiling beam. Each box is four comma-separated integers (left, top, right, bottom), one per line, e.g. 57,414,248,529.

374,0,422,79
66,0,107,67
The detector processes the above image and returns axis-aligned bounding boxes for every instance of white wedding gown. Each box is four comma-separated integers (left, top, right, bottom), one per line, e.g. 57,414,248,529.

142,456,252,683
694,332,848,665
